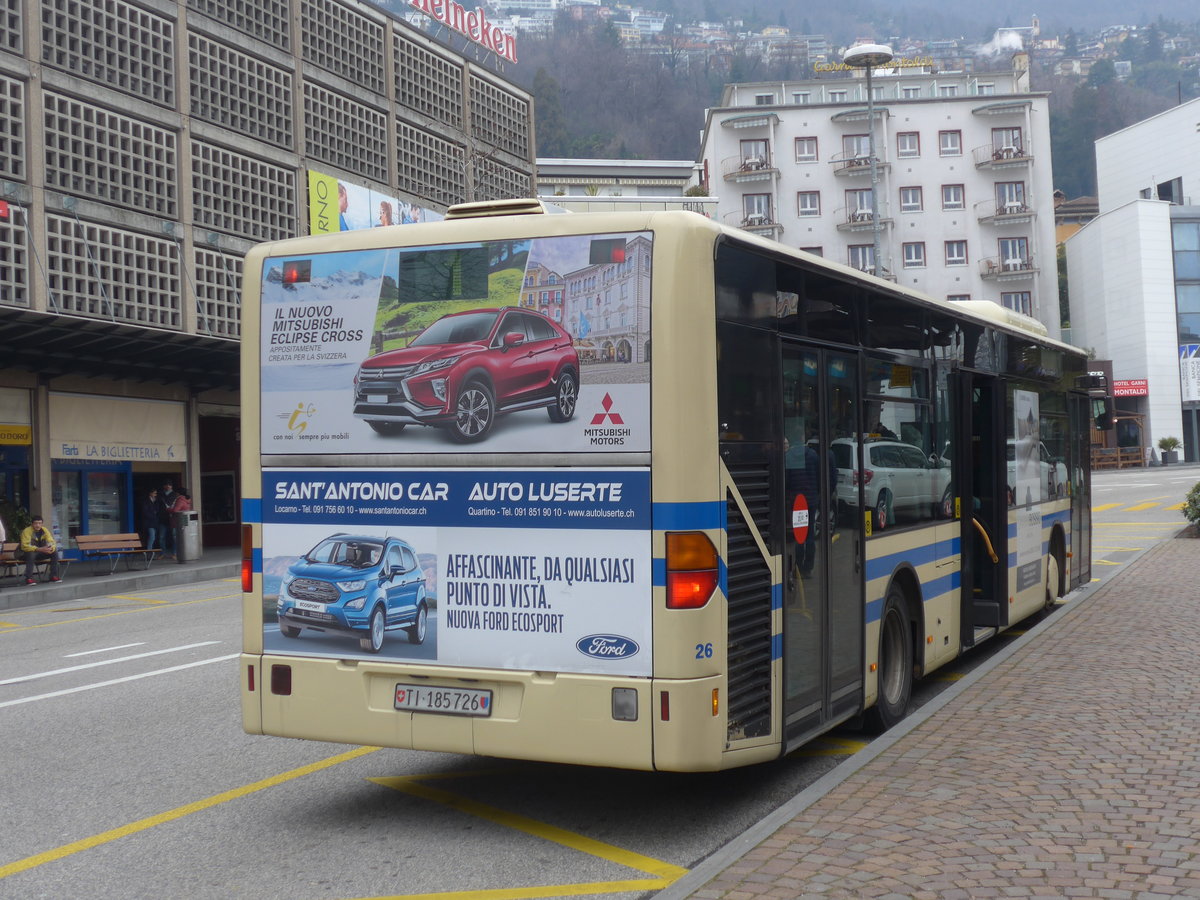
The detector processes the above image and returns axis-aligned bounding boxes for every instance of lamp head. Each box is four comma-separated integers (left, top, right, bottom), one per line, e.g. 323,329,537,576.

844,43,895,68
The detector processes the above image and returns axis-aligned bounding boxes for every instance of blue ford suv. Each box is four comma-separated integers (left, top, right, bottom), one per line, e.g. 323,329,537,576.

277,534,428,653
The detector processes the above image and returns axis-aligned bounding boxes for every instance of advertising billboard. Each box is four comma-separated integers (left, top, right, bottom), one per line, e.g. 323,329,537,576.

306,170,443,234
261,467,652,675
260,231,652,453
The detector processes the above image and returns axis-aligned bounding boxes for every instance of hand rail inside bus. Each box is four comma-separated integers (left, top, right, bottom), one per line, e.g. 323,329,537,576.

971,518,1000,564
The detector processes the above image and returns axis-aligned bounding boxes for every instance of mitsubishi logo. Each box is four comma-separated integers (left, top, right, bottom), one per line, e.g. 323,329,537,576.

590,393,625,425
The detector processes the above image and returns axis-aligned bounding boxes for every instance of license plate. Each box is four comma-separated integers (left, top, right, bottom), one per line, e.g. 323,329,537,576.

366,394,389,403
395,683,492,717
295,600,325,612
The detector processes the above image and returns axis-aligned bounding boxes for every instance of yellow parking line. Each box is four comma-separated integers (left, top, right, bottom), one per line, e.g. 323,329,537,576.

1122,502,1163,512
371,777,688,891
792,735,869,756
0,747,378,879
1094,559,1122,566
110,594,169,604
1091,503,1122,511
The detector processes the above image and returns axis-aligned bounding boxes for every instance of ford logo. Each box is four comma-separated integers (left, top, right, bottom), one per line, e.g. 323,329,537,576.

576,634,640,659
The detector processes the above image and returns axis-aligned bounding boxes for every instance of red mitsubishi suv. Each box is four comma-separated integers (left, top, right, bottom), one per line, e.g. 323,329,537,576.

353,307,580,443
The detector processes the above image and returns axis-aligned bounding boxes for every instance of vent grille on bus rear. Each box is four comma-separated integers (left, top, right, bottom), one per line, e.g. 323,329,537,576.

724,464,773,741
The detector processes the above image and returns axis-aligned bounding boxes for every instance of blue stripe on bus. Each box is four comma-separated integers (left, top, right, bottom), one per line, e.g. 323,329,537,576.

652,501,725,530
652,558,666,586
864,538,960,582
772,632,783,661
866,570,961,624
252,548,262,573
772,582,782,611
242,498,262,523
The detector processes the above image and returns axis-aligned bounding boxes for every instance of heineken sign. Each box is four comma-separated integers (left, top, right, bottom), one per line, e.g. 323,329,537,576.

409,0,518,63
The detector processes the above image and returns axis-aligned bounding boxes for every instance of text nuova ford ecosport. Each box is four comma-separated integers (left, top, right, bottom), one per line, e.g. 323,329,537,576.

353,307,580,443
277,535,427,653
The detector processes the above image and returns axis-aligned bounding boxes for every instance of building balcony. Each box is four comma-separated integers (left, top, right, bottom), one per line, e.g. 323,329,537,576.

834,206,892,232
972,143,1033,170
726,210,784,238
831,152,889,177
979,255,1038,280
721,154,778,183
975,199,1036,226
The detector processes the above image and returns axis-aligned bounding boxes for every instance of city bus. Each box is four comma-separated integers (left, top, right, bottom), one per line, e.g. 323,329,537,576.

240,199,1095,772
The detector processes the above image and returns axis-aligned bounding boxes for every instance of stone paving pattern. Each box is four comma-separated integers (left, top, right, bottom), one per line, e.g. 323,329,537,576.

690,535,1200,899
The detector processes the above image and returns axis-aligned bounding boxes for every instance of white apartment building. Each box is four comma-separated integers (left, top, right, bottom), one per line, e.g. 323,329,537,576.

697,54,1061,339
1065,97,1200,461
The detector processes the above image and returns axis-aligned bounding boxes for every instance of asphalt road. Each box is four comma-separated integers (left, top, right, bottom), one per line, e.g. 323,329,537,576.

0,466,1192,900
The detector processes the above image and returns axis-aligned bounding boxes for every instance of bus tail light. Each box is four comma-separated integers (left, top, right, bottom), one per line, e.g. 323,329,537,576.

247,665,255,692
665,532,718,609
271,664,292,696
241,524,254,593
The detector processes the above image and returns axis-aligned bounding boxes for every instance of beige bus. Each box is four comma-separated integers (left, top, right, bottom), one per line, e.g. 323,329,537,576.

240,199,1095,771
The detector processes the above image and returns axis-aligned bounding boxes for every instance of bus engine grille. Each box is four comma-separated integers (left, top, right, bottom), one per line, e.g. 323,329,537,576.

724,464,773,741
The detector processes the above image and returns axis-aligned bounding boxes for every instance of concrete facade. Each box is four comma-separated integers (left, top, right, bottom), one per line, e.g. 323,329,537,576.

1065,97,1200,461
697,56,1062,339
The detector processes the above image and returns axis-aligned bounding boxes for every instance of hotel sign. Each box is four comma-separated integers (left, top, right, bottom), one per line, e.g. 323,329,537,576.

1112,379,1148,397
815,56,934,73
409,0,518,63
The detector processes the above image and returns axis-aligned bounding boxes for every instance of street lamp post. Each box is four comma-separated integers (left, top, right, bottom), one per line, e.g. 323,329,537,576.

843,43,894,278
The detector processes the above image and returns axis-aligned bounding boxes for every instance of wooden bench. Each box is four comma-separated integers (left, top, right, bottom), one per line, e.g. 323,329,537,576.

1,540,70,583
74,533,160,575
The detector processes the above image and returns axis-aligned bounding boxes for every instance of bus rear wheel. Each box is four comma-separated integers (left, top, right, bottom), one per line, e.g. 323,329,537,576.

865,586,913,733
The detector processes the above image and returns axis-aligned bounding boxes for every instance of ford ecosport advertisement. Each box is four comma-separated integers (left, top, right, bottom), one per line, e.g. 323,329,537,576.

259,232,652,453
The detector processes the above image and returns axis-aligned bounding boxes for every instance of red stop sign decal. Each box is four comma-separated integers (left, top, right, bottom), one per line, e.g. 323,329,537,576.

792,494,810,544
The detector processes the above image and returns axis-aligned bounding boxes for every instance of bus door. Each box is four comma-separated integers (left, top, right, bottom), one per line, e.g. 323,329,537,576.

780,344,863,745
957,371,1009,643
1068,392,1093,588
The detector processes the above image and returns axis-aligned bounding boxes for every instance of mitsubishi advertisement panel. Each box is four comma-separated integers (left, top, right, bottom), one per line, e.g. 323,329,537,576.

260,468,652,676
260,232,652,453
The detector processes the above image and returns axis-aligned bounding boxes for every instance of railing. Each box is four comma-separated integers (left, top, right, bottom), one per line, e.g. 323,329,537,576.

974,199,1034,223
979,254,1037,277
721,154,776,180
830,151,886,176
972,143,1032,167
834,206,891,230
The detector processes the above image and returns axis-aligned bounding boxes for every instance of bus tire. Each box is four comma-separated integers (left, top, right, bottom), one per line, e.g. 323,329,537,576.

547,370,578,423
1044,551,1061,611
864,586,913,733
360,606,386,653
448,380,495,443
407,601,428,644
367,421,406,436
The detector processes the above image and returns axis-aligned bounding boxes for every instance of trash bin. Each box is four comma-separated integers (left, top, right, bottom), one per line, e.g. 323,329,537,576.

173,510,201,563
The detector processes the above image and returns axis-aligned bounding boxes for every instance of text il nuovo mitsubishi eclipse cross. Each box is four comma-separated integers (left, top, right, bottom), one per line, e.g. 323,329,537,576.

353,307,580,443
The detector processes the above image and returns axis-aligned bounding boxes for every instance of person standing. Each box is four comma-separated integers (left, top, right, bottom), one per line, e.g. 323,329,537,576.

141,489,161,552
20,516,62,584
157,482,177,558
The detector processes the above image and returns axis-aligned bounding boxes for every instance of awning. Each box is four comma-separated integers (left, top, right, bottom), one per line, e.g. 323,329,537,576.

720,113,780,128
0,307,240,392
971,100,1032,115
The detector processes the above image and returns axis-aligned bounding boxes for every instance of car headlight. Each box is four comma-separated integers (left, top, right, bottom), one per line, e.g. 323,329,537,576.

337,580,367,592
414,355,460,375
280,573,295,594
345,596,367,610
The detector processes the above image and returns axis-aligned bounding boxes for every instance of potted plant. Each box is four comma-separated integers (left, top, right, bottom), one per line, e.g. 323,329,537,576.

1158,436,1181,465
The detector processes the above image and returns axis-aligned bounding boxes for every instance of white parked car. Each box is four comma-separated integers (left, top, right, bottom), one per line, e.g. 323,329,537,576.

1007,440,1068,502
826,438,953,531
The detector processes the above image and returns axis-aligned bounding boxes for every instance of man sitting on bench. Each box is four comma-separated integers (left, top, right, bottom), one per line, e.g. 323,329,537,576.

20,516,62,584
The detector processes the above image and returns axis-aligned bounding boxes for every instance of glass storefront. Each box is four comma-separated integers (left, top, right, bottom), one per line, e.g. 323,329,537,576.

51,462,130,545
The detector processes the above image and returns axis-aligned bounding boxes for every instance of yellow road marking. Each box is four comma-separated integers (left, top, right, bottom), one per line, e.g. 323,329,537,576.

1122,502,1162,512
371,776,688,887
359,881,672,900
0,620,20,628
792,735,868,756
1091,503,1122,511
0,747,378,880
1094,522,1180,527
110,594,169,604
1093,545,1146,552
934,672,965,682
1094,559,1122,566
0,594,239,636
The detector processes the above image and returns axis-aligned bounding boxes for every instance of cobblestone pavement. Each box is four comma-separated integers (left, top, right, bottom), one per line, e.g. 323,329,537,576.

674,533,1200,899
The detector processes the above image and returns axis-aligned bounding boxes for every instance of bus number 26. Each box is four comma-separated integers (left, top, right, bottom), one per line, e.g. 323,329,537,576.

694,642,713,659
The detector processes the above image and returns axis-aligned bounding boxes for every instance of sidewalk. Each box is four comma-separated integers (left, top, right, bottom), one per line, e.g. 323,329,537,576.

0,546,240,612
660,530,1200,900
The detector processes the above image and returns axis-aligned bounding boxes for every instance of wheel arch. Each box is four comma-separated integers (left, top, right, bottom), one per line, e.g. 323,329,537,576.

882,564,925,677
